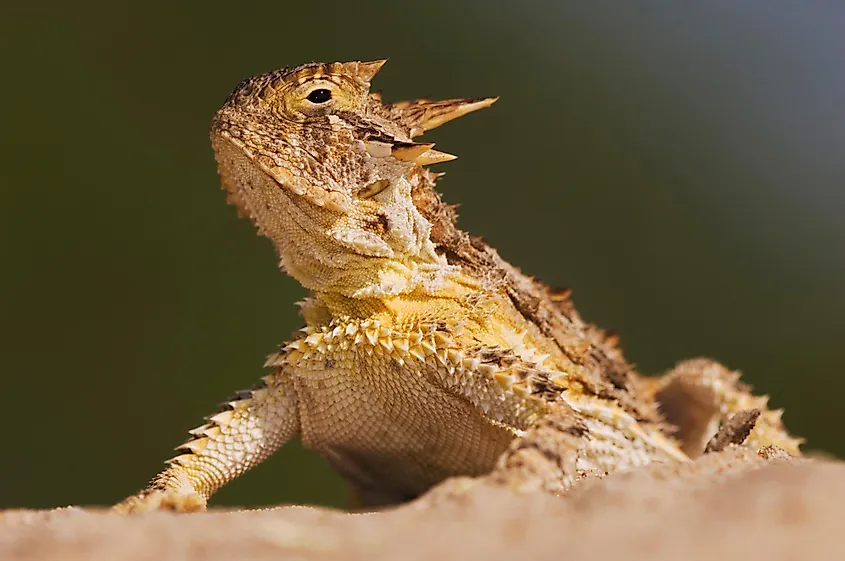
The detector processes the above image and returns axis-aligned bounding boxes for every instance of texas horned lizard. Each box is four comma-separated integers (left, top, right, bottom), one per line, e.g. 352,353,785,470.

115,60,801,512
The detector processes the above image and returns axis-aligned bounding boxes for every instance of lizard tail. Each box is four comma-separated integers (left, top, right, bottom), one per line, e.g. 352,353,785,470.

649,358,803,458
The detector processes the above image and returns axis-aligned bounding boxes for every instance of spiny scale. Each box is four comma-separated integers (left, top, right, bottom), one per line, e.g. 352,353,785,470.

114,60,801,514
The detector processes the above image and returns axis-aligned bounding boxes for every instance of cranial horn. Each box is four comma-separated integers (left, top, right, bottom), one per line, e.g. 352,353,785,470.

414,149,457,165
389,143,456,165
391,142,435,162
346,59,388,83
385,97,498,137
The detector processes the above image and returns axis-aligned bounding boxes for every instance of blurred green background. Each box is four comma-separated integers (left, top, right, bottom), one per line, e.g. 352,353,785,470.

2,2,843,510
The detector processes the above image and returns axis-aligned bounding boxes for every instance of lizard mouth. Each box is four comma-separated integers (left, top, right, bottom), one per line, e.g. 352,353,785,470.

214,131,353,215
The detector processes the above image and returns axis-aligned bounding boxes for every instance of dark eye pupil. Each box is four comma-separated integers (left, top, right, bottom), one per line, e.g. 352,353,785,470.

307,88,332,103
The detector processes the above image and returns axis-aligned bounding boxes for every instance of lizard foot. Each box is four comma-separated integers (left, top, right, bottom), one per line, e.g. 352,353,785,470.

113,489,207,514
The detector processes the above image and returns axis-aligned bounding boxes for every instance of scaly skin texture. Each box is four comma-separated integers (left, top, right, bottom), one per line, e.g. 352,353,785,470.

114,60,802,513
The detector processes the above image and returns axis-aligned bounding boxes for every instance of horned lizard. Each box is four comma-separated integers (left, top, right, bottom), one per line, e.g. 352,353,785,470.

115,60,801,513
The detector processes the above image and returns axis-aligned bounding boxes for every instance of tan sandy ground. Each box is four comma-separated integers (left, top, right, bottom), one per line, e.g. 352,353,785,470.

1,447,842,561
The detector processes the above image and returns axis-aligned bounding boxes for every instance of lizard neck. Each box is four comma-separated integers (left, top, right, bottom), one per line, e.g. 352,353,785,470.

304,273,482,326
279,175,467,299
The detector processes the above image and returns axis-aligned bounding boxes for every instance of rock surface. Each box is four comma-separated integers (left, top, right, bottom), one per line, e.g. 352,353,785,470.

2,447,841,561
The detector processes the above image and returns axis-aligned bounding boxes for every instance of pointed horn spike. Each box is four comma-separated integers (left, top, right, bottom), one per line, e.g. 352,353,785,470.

167,454,195,467
388,97,498,137
419,97,499,133
353,59,387,83
391,143,435,162
207,410,234,426
188,424,211,437
416,149,458,165
177,437,209,454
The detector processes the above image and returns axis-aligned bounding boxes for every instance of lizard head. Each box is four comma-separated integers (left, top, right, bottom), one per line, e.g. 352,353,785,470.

210,60,495,298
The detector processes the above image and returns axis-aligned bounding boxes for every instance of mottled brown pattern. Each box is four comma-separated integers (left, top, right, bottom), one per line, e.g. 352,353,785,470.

114,60,801,514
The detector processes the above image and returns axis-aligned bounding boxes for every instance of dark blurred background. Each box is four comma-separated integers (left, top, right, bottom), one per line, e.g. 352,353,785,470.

2,1,843,510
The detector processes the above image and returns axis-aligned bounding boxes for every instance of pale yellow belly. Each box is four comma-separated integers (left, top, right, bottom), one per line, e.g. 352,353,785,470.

292,350,515,505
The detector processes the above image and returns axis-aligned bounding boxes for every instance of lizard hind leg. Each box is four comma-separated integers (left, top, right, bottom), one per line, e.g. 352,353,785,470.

653,358,803,458
114,369,300,513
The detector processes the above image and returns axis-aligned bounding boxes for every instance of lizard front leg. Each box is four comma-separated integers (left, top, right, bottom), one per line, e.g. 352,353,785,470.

114,368,299,513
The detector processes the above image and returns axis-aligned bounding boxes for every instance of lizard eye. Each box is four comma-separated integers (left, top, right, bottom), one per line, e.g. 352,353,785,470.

306,88,332,104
